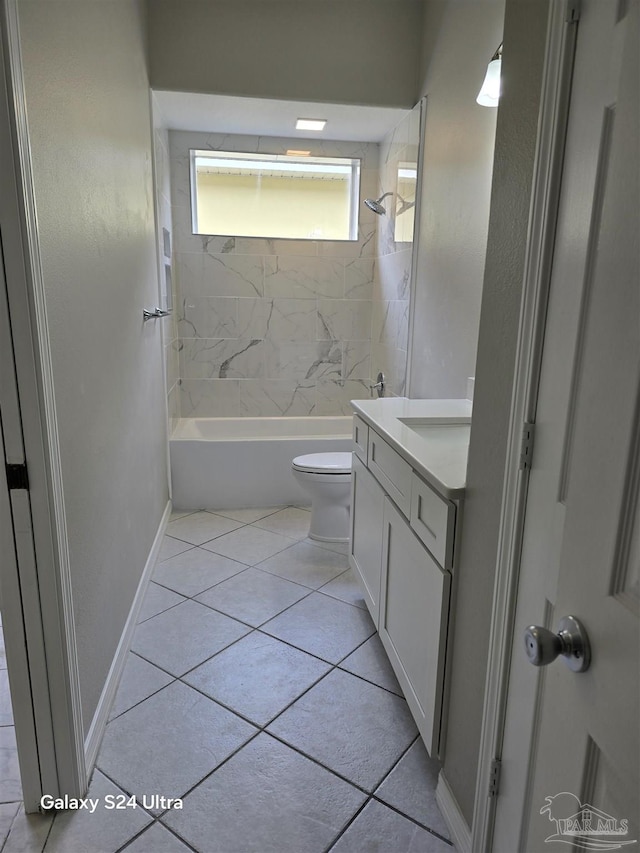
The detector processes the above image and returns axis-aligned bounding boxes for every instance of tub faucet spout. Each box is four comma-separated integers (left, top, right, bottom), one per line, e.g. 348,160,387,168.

370,372,385,398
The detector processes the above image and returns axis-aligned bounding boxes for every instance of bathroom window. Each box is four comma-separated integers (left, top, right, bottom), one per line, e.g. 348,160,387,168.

190,150,360,241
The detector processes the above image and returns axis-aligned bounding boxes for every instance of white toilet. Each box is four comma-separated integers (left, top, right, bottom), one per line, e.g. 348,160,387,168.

291,452,352,542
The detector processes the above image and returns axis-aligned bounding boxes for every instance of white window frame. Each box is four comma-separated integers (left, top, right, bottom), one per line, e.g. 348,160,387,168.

189,149,361,242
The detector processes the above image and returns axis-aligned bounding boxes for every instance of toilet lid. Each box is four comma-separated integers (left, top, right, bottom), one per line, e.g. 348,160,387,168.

292,452,352,474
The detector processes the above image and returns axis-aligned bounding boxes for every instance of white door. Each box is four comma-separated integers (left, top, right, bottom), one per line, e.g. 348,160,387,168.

0,227,51,812
0,1,86,808
494,1,639,850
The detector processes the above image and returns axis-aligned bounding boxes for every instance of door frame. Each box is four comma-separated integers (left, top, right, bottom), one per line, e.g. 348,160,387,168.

471,1,580,849
0,0,86,809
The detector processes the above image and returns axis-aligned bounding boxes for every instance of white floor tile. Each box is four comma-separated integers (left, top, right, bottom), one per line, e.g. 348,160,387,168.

253,506,312,540
374,739,450,838
108,654,174,721
169,509,198,522
261,592,375,663
267,669,417,791
123,820,193,852
330,799,452,852
136,582,185,624
29,503,447,853
0,803,20,850
258,541,348,589
158,536,192,563
0,627,7,670
0,670,13,726
165,511,243,546
132,600,250,676
201,525,296,566
0,727,21,804
318,568,367,609
43,770,151,853
211,507,283,524
184,632,330,726
2,805,52,853
196,567,309,627
164,734,365,853
98,682,256,809
339,634,403,696
153,548,246,598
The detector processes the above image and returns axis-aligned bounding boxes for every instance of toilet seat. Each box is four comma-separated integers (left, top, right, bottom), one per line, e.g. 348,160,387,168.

292,452,352,475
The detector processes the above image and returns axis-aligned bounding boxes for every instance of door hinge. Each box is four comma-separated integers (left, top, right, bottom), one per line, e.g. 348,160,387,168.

5,462,29,491
489,758,502,797
565,0,581,23
520,422,536,471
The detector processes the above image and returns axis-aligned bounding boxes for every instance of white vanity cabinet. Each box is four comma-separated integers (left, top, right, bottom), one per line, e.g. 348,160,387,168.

350,455,385,623
379,497,451,757
349,413,463,759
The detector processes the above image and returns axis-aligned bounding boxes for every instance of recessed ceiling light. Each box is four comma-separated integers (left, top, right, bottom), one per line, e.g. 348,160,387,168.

295,118,327,132
286,149,311,156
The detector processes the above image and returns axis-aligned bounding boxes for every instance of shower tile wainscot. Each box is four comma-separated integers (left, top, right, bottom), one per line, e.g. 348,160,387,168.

169,130,381,418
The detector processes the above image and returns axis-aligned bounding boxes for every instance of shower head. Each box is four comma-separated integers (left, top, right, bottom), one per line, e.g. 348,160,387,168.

364,192,393,215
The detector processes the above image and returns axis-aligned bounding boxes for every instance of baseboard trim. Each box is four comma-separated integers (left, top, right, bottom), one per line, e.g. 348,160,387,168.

436,770,472,853
84,500,171,772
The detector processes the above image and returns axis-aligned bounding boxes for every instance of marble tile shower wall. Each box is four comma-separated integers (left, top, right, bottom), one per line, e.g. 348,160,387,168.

169,131,380,418
371,106,421,398
154,124,181,430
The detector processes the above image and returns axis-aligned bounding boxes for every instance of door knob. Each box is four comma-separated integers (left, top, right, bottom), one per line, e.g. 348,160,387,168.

524,615,591,672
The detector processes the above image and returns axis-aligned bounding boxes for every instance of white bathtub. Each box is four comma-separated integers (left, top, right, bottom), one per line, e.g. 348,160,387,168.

170,416,354,510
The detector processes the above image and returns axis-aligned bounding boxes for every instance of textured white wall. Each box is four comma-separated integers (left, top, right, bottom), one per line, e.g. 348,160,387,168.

409,0,504,400
146,0,425,109
18,0,169,734
439,0,550,824
371,103,421,398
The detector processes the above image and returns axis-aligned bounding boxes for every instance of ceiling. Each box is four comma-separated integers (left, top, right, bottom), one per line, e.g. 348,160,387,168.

153,90,411,143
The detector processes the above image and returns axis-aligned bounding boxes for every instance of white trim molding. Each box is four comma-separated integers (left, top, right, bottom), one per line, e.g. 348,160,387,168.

85,501,171,771
471,2,580,850
436,770,472,853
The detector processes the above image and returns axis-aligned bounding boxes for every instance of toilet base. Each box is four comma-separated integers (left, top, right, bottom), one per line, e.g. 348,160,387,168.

308,501,350,543
309,531,350,544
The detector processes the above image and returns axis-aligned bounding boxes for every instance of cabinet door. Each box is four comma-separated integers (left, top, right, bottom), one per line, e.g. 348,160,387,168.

349,454,385,624
379,497,451,758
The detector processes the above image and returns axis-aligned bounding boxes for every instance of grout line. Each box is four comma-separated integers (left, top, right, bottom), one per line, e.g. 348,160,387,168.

150,729,264,821
89,768,156,822
261,729,372,796
154,820,201,853
149,563,252,602
157,541,197,562
323,794,373,852
368,794,454,845
134,591,188,625
115,816,199,853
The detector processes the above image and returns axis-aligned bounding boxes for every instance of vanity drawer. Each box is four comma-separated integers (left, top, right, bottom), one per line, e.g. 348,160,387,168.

410,473,455,568
368,430,412,516
353,415,369,464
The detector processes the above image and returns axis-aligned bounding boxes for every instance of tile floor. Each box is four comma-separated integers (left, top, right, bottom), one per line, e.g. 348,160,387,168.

2,506,453,853
0,613,24,849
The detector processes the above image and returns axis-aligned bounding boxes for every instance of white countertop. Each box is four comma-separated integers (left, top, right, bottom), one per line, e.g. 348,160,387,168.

351,397,473,499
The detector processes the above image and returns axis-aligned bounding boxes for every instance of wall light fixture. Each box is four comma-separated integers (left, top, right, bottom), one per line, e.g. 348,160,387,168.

477,44,502,107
